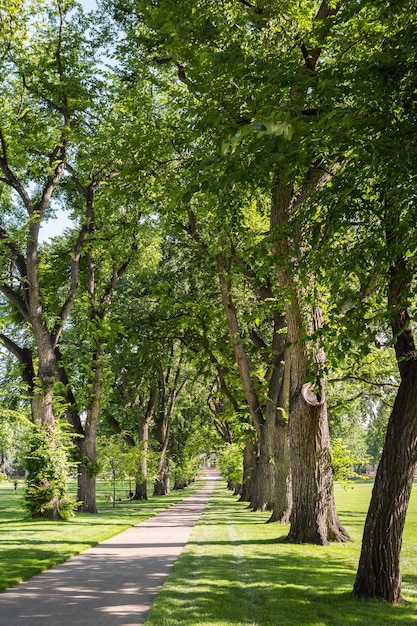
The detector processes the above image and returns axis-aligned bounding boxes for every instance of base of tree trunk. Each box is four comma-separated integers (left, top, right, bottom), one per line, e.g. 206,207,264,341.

153,478,170,496
233,483,243,496
287,522,351,545
77,471,98,514
134,481,148,500
31,496,66,520
268,507,291,524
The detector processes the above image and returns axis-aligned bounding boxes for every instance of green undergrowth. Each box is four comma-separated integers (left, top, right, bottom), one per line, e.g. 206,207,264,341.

145,478,417,626
0,478,203,592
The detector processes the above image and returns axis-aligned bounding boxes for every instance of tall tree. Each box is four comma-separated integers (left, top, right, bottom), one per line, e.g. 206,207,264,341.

0,0,103,516
104,0,353,538
305,0,417,597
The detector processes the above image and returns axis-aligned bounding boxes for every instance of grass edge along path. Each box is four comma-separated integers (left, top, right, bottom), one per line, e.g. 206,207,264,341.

145,478,417,626
0,478,204,592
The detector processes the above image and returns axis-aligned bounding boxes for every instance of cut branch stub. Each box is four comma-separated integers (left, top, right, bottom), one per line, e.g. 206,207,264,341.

301,382,325,406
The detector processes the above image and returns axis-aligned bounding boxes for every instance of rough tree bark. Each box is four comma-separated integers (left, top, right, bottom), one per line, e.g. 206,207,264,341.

217,252,291,520
353,363,417,602
239,439,257,503
272,173,349,544
184,210,290,519
353,213,417,601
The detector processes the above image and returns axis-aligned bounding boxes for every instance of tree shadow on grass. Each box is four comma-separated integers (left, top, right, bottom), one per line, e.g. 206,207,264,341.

147,549,417,626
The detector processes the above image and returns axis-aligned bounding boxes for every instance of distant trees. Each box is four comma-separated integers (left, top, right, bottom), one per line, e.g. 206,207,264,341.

104,0,417,601
0,0,416,604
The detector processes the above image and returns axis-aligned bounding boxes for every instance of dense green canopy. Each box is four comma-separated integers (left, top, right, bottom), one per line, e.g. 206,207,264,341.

0,0,416,604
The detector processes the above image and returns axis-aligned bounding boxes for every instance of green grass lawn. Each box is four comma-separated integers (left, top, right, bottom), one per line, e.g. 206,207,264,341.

1,476,417,625
0,477,202,592
144,478,417,626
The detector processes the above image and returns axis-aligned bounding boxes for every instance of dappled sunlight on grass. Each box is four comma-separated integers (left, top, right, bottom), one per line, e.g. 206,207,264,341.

145,478,417,626
0,478,203,592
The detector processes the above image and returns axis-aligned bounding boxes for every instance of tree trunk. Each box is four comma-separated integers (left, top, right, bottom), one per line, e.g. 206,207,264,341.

353,216,417,601
154,453,170,495
217,252,290,514
285,304,349,544
239,439,256,503
31,344,56,426
353,361,417,602
268,418,291,524
135,479,148,499
134,412,151,500
271,174,348,543
77,443,98,515
250,413,290,522
77,424,98,514
31,384,54,426
287,388,349,543
77,342,104,513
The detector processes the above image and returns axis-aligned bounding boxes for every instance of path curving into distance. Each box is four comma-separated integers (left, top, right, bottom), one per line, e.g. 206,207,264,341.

0,471,218,626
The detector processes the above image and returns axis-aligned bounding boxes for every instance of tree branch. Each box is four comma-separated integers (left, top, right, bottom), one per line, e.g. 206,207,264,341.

328,375,398,388
0,284,29,321
0,333,34,392
52,186,94,347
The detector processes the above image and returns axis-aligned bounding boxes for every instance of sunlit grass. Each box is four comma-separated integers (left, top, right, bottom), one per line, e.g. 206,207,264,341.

2,475,417,625
145,478,417,626
0,477,203,592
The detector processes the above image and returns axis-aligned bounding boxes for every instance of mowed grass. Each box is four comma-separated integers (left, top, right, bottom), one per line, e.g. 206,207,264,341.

145,478,417,626
0,478,203,592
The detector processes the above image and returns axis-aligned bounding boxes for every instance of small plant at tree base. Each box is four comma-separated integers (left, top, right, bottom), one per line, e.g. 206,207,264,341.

218,443,244,490
21,422,77,521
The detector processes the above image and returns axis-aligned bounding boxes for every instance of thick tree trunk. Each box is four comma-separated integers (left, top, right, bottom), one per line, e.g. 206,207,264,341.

239,439,256,503
353,222,417,601
268,422,291,523
353,361,417,602
31,385,54,426
250,431,274,512
287,389,349,543
285,305,349,544
31,344,57,426
266,353,291,523
77,424,98,514
135,479,148,499
250,414,290,523
271,175,348,543
77,450,97,514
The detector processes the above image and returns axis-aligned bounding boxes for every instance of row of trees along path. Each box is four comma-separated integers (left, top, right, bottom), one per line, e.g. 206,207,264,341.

0,0,415,606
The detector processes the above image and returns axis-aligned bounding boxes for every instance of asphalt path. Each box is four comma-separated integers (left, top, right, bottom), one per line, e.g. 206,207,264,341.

0,472,218,626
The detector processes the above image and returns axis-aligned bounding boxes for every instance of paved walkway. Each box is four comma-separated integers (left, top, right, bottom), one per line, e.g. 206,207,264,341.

0,472,218,626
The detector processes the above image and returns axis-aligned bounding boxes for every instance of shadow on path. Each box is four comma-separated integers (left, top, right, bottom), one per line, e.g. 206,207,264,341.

0,473,218,626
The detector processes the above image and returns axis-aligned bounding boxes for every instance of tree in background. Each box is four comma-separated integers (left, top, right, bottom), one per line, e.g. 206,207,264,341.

0,0,106,517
